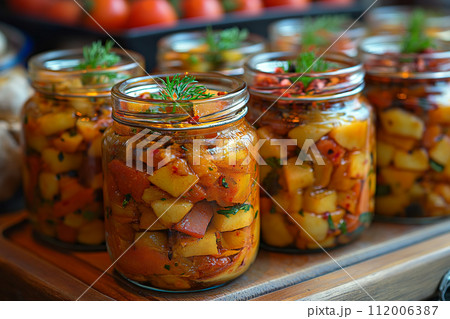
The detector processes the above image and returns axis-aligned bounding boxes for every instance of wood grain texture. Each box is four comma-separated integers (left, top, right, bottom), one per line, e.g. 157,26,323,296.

0,211,449,300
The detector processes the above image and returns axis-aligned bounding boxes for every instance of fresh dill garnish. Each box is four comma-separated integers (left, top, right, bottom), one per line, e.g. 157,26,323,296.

401,9,435,53
217,203,253,218
301,15,348,48
288,51,335,88
206,26,249,52
78,40,120,70
158,74,213,101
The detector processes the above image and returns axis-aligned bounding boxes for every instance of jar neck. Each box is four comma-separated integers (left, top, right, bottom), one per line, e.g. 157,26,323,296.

28,48,144,98
111,73,249,131
244,51,365,102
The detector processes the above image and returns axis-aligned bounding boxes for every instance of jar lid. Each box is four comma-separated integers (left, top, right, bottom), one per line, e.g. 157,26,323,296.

0,23,31,72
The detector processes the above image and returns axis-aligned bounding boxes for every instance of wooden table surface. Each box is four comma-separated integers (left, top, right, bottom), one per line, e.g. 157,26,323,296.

0,211,449,301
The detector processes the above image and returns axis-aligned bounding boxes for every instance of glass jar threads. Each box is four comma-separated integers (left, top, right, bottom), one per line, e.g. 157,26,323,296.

104,73,260,291
22,44,144,248
157,28,265,76
361,35,450,220
244,52,375,251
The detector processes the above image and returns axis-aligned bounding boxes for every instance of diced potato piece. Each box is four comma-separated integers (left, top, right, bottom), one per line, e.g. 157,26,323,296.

38,112,76,136
148,166,198,197
176,230,218,257
257,127,282,159
53,132,83,153
377,141,395,167
221,227,251,250
110,201,137,220
28,134,49,153
348,152,370,179
38,172,59,200
429,136,450,165
380,167,420,194
313,157,333,188
272,190,302,215
87,136,103,158
282,159,314,193
329,121,367,150
375,194,409,216
42,148,83,174
138,206,168,230
76,119,100,141
330,209,346,224
393,149,429,171
426,193,447,210
151,198,193,225
410,183,426,199
213,205,254,232
435,184,450,203
141,186,170,204
134,231,168,252
429,107,450,124
379,108,424,139
77,220,105,245
377,130,417,151
298,212,329,242
306,236,336,249
261,212,294,247
288,124,332,147
328,161,358,191
337,191,357,214
304,189,337,214
63,212,87,229
187,149,221,186
229,173,251,203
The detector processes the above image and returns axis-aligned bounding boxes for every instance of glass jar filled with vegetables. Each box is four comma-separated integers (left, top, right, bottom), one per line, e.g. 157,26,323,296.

244,51,375,251
361,12,450,220
157,27,265,76
268,15,366,57
22,41,144,249
104,73,260,291
366,6,450,37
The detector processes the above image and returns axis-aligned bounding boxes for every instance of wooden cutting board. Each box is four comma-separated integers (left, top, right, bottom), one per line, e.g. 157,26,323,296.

0,211,449,301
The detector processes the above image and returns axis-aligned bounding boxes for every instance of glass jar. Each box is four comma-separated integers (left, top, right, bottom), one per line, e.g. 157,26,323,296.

157,31,265,76
361,35,450,221
104,73,260,291
366,6,450,37
22,48,144,249
244,52,375,252
268,17,365,57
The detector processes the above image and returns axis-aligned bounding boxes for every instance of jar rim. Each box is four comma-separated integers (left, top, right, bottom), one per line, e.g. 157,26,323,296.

111,72,249,131
359,35,450,79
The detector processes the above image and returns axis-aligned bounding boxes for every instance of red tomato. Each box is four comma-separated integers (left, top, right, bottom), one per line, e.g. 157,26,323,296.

45,0,82,26
263,0,310,9
84,0,130,32
8,0,53,16
127,0,178,29
233,0,263,15
182,0,224,20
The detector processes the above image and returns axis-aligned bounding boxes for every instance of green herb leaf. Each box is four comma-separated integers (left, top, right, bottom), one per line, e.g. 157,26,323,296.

217,203,253,218
401,9,435,53
206,27,249,52
339,220,347,234
359,212,373,224
57,152,64,162
180,145,188,152
82,211,96,222
78,40,120,70
221,177,229,188
430,160,444,172
158,74,213,102
122,193,132,208
327,214,336,231
375,184,391,197
265,157,281,169
298,209,304,217
254,210,259,219
262,169,281,196
301,15,348,49
290,52,335,88
270,206,276,214
164,264,171,270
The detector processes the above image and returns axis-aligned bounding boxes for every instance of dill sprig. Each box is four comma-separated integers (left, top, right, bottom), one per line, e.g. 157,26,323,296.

78,40,120,70
301,15,348,48
206,27,249,52
159,74,214,101
401,9,435,54
287,52,335,88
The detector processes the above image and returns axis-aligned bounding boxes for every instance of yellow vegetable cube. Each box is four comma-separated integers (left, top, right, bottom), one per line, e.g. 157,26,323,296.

377,141,395,167
429,136,450,165
379,108,424,139
88,136,103,158
134,231,168,252
111,201,137,219
288,124,332,148
306,236,336,249
76,119,100,141
38,172,59,200
151,198,193,225
272,190,302,215
230,173,251,203
337,191,357,214
77,220,105,245
142,186,170,204
375,194,409,216
148,166,198,197
435,184,450,203
221,227,251,250
282,159,314,193
304,189,337,214
313,158,333,188
348,151,370,179
213,205,254,232
176,230,218,257
53,132,83,153
393,149,429,171
138,206,168,231
42,148,83,174
429,107,450,124
298,212,329,242
379,167,420,194
38,112,76,136
329,121,368,150
377,130,417,151
261,212,294,247
28,134,49,153
63,212,87,229
257,127,282,159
